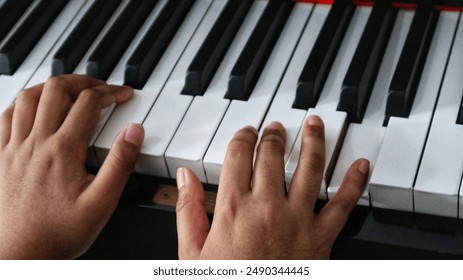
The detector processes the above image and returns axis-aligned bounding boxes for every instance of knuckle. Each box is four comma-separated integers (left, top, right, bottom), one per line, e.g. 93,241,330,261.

48,135,75,156
108,149,133,174
217,198,239,222
308,152,324,172
258,200,285,227
79,88,99,104
45,76,68,92
16,89,39,104
258,133,285,155
336,196,355,215
46,134,87,163
175,191,206,220
304,152,324,172
175,193,194,215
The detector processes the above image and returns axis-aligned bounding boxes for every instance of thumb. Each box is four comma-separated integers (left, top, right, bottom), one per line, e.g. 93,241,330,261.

84,124,144,211
176,168,210,259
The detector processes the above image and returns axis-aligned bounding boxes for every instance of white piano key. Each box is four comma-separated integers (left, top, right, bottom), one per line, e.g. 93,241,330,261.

369,11,458,212
0,0,86,114
72,1,129,77
137,0,226,178
328,9,414,206
203,3,311,185
0,0,36,47
103,0,169,87
261,4,328,171
24,0,125,167
286,6,371,199
90,0,171,167
32,1,127,81
26,0,97,87
93,0,213,167
26,0,148,167
164,1,267,183
88,0,171,166
413,17,463,219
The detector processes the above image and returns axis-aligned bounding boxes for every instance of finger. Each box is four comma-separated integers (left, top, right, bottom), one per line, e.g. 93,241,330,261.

0,104,14,147
288,115,325,210
80,124,144,216
252,122,286,199
316,159,369,241
34,75,106,136
10,85,42,142
58,84,133,145
176,168,210,260
217,126,258,200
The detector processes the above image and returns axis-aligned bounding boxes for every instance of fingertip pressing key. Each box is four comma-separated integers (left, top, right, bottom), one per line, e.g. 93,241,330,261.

306,115,324,128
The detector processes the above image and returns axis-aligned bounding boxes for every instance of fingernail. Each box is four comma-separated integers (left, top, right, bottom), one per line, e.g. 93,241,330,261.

124,123,144,146
358,159,370,175
177,168,186,190
307,115,323,127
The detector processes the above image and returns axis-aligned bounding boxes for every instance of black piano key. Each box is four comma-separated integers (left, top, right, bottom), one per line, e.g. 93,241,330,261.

0,0,35,43
0,0,69,75
457,94,463,124
86,0,159,80
293,0,355,110
225,0,295,101
124,0,196,89
182,0,254,96
384,1,439,126
337,0,398,123
52,0,122,76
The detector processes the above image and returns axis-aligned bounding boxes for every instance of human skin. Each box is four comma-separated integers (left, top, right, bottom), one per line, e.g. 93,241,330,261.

176,116,369,259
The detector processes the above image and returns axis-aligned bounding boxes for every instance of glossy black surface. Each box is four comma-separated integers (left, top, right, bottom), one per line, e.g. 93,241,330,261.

293,0,355,110
52,0,122,76
385,1,439,126
0,0,68,75
225,0,294,101
183,0,254,96
86,0,159,81
124,0,195,89
337,0,397,123
80,176,463,260
0,0,35,44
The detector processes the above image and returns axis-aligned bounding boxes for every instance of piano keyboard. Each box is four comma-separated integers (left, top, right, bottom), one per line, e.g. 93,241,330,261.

2,0,463,224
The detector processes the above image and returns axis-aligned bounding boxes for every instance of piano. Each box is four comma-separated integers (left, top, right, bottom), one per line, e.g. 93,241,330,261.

1,0,463,259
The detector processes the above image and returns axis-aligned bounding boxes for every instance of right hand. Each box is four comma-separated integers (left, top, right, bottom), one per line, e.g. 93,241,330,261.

175,116,369,259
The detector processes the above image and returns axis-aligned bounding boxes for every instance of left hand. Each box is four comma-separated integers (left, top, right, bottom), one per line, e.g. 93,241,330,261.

0,75,144,259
